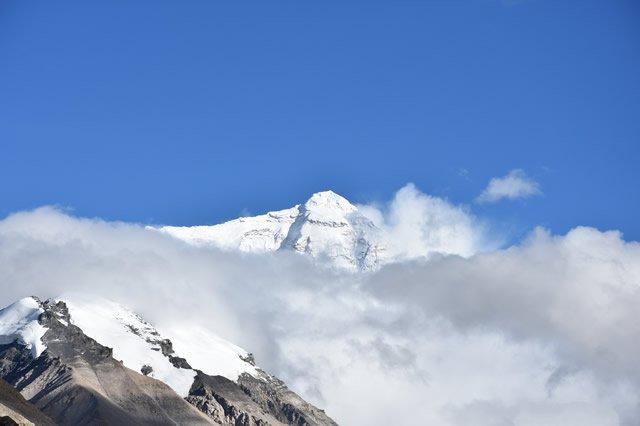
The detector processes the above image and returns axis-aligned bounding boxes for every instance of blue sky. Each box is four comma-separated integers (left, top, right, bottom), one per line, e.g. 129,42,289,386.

2,1,639,240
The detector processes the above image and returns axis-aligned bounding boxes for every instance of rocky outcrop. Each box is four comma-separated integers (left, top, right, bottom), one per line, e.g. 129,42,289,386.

187,372,284,425
183,369,338,426
238,373,337,426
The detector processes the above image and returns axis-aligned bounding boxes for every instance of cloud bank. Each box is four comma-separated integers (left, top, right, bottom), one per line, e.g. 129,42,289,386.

0,187,639,426
477,169,541,203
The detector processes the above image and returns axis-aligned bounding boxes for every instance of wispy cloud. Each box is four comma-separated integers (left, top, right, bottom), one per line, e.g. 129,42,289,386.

476,169,541,203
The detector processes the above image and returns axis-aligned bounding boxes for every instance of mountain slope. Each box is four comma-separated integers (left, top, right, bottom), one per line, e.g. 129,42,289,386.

61,295,259,397
0,297,337,426
1,298,213,425
0,378,54,426
156,191,387,271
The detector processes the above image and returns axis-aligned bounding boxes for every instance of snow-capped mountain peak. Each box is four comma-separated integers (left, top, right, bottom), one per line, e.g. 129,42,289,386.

302,190,358,222
154,190,387,271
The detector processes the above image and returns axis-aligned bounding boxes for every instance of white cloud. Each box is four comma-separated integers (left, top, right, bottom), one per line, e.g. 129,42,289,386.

0,189,639,425
476,169,541,203
358,183,497,261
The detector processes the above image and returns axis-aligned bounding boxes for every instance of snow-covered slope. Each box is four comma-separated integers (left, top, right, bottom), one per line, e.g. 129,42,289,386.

0,295,259,397
61,294,259,397
156,190,387,271
0,297,47,357
158,206,299,253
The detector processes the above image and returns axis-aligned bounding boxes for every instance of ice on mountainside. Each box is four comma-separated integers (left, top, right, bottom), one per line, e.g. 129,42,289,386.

0,297,47,357
62,294,259,397
157,205,300,252
157,190,388,271
0,295,259,397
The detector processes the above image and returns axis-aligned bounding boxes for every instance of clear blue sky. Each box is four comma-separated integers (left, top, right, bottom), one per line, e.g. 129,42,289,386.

2,1,639,240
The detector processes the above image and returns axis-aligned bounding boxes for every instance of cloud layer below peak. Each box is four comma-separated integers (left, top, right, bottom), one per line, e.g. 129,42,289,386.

0,186,638,426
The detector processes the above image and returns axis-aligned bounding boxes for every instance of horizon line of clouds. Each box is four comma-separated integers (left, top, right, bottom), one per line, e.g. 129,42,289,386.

1,203,639,425
0,182,639,425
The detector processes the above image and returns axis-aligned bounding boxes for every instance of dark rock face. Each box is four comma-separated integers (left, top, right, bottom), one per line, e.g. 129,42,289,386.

240,353,256,366
186,370,338,426
0,377,54,425
186,372,284,426
0,416,18,426
237,373,337,426
129,323,193,370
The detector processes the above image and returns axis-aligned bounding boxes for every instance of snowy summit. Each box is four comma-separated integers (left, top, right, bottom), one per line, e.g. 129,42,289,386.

156,190,387,271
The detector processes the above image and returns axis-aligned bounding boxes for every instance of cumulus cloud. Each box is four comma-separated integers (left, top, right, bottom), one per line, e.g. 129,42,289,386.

476,169,541,203
358,183,497,260
1,187,639,425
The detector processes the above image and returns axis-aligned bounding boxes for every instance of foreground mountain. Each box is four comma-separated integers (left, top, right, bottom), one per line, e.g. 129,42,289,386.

155,191,387,271
0,296,337,425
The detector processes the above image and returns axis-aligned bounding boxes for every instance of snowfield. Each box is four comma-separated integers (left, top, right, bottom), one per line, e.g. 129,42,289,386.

155,191,388,271
61,294,258,396
0,294,260,398
0,297,47,357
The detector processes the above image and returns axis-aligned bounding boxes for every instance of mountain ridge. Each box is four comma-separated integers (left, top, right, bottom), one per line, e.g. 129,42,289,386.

0,296,337,425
